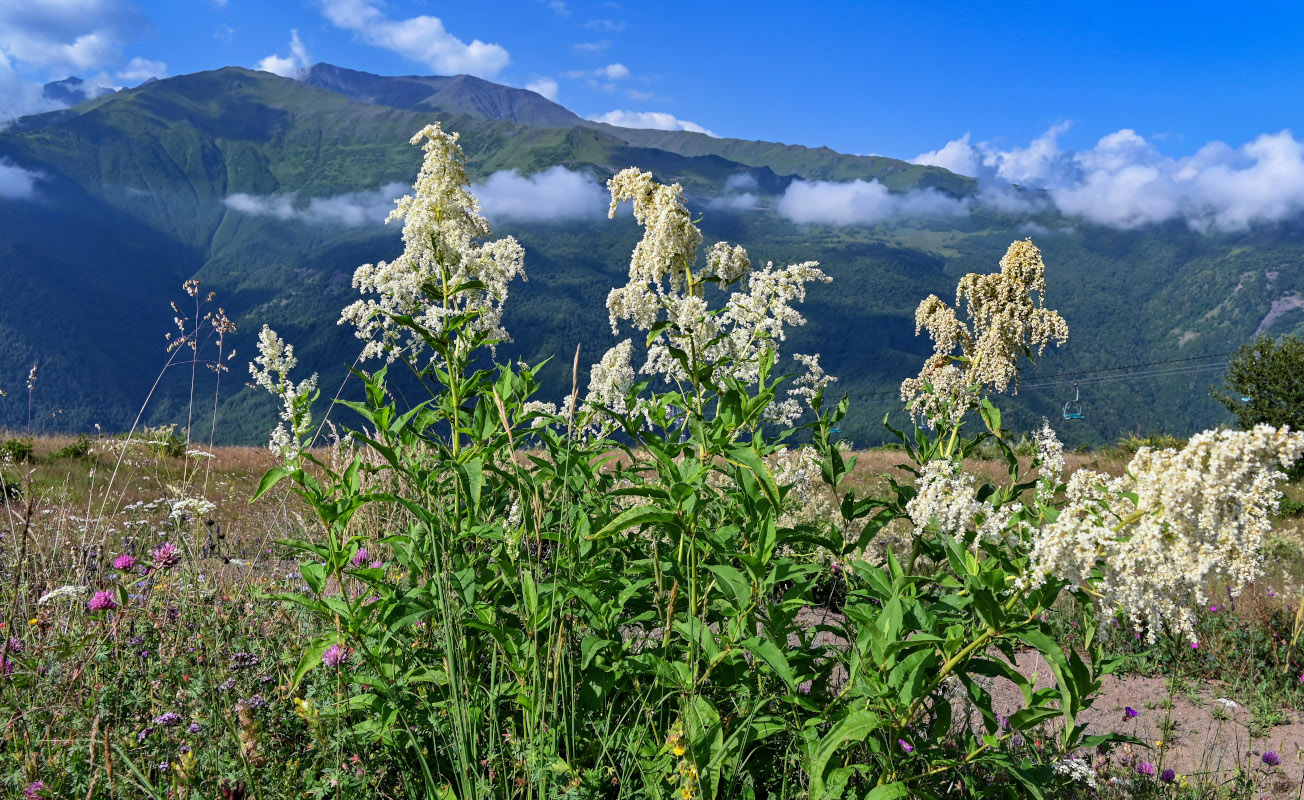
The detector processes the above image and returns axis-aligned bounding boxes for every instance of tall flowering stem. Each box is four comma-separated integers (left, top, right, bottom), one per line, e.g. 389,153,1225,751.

900,238,1067,437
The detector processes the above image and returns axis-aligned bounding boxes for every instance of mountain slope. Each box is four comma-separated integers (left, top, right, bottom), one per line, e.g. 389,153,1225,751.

303,63,584,128
0,64,1297,447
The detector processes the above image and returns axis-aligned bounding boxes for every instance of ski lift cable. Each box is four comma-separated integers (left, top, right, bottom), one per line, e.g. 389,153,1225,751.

842,357,1238,402
1019,361,1232,391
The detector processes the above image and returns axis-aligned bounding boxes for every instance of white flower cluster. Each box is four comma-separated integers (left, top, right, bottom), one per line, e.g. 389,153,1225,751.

37,585,88,605
1033,417,1065,499
603,168,833,423
249,325,317,461
1053,757,1098,789
771,446,843,564
901,239,1068,427
168,495,216,521
340,124,526,363
906,459,983,538
1023,424,1304,642
582,339,637,426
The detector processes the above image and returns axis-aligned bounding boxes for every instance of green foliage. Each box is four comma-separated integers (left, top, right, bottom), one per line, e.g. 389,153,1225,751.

1114,430,1188,454
131,424,186,458
52,433,93,459
0,437,34,463
1214,334,1304,430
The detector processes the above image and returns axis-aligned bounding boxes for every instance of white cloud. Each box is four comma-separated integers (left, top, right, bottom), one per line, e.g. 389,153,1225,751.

525,77,558,101
224,183,405,227
709,173,760,211
472,167,607,221
545,0,570,16
572,41,610,52
0,0,150,73
600,63,629,80
214,23,234,44
913,132,981,177
224,169,606,226
0,158,40,199
563,63,631,88
584,19,626,31
915,125,1304,231
776,179,969,226
255,29,310,79
319,0,509,78
0,51,60,123
589,109,714,136
115,55,164,83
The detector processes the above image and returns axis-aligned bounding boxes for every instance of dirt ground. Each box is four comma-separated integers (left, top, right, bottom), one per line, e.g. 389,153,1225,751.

989,649,1304,797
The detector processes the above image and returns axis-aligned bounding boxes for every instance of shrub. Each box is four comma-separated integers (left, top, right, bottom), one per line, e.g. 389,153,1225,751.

0,437,34,463
52,433,93,459
1115,430,1187,453
1215,334,1304,430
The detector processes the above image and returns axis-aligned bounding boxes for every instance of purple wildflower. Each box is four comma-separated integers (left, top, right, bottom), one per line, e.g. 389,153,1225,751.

1137,762,1156,776
88,591,117,612
2,659,12,676
1209,605,1217,612
1124,707,1138,718
243,693,267,709
6,638,23,654
137,726,155,743
151,542,180,569
1160,769,1176,783
187,722,202,734
898,739,913,753
1263,751,1281,766
351,548,368,568
154,712,182,727
230,652,259,670
322,644,347,668
112,554,137,570
370,560,383,569
219,677,236,691
23,781,44,800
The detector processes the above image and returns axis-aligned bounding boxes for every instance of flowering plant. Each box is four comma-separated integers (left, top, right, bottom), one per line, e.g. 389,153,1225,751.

254,126,1302,800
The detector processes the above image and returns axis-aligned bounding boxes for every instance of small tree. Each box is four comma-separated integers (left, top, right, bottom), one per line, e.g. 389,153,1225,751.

1215,335,1304,430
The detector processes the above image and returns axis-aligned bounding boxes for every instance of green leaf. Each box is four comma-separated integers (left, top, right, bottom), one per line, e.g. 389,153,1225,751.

742,637,796,690
291,635,338,691
253,466,293,501
706,564,753,612
587,504,677,540
808,710,884,799
725,444,781,510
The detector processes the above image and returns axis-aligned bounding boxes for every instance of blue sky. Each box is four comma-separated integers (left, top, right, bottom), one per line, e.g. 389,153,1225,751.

3,0,1304,162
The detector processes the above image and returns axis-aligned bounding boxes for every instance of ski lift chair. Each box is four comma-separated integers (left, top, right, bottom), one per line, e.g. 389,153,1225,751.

1062,383,1084,420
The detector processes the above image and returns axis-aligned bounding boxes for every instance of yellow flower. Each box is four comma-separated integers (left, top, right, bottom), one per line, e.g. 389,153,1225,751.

28,619,37,625
672,744,685,757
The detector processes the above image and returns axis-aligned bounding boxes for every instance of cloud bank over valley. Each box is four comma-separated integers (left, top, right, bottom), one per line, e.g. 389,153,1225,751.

222,167,608,227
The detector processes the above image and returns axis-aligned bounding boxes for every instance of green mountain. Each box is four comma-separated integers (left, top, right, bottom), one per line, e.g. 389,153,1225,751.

0,64,1299,447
